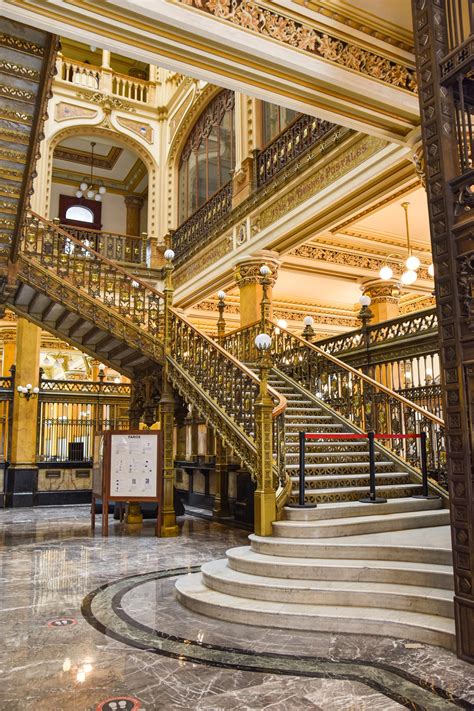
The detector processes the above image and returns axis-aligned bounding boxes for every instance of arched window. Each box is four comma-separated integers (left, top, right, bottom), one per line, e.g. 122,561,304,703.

178,90,235,224
65,205,94,223
262,102,300,145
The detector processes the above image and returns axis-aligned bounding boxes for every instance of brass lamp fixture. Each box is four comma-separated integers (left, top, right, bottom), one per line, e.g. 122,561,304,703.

76,142,107,202
17,383,39,400
378,202,434,284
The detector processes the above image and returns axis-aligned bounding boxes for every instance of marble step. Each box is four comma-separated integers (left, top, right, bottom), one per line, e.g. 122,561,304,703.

291,483,422,500
227,547,454,588
272,508,450,538
285,451,384,459
290,475,411,490
248,534,452,565
286,461,394,470
284,497,443,521
201,559,454,618
175,574,455,651
286,425,344,432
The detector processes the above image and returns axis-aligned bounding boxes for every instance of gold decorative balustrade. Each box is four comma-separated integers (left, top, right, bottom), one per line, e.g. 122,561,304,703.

21,212,165,341
56,55,154,105
168,308,287,497
58,224,148,265
223,320,447,489
316,308,442,419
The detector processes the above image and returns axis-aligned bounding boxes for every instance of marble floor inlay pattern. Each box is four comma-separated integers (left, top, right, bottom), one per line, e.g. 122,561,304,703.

0,505,473,710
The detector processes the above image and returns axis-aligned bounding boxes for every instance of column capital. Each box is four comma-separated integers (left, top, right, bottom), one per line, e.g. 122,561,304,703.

124,194,145,208
361,278,401,305
234,250,280,288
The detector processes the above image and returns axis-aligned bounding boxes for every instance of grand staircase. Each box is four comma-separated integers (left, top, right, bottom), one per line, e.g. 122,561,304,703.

1,20,454,648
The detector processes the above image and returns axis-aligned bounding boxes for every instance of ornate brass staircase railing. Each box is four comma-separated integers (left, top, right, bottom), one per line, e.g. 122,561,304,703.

16,214,290,528
168,308,287,495
223,320,447,489
21,212,165,339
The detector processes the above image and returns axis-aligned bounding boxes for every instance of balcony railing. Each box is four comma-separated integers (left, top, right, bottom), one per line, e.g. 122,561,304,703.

173,115,344,266
59,224,147,265
256,115,337,187
56,55,154,105
173,181,233,264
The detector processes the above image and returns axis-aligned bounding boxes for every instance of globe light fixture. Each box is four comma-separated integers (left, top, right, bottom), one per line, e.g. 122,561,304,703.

164,248,175,261
260,264,271,277
255,333,272,350
75,142,107,201
401,269,417,285
277,319,287,329
379,265,394,281
428,263,435,278
217,290,226,300
405,254,421,271
303,316,314,327
358,294,371,307
17,383,40,400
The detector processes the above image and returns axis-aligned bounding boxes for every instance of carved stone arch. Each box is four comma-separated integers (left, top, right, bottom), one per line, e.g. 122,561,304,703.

166,83,228,230
44,123,159,236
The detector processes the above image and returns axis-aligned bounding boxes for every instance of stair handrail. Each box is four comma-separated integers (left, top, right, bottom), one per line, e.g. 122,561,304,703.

223,319,446,486
168,308,287,486
25,211,163,297
19,211,165,340
277,323,444,427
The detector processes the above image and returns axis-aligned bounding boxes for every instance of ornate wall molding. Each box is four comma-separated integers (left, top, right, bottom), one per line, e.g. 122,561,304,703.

258,135,386,230
54,101,98,122
173,0,417,92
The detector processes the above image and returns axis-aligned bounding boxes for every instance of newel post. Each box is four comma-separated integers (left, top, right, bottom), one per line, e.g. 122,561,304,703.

159,248,178,537
254,332,276,536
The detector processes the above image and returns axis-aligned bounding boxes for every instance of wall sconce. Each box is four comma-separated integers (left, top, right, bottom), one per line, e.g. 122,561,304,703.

17,383,39,401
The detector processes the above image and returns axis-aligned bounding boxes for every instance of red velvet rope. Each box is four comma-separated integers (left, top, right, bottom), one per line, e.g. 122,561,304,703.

304,432,421,440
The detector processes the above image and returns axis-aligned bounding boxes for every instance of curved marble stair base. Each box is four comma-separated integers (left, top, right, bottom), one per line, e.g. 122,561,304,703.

176,497,454,651
175,575,455,652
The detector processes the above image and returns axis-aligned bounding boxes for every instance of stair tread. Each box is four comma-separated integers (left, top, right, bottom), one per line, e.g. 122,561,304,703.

291,483,421,495
230,546,453,573
176,574,454,632
202,559,454,599
274,509,449,528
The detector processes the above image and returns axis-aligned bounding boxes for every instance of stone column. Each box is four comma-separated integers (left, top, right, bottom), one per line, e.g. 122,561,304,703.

7,318,41,506
234,250,280,328
362,280,401,324
124,195,144,236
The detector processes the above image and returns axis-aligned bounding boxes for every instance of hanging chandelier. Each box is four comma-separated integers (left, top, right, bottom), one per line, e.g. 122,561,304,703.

378,201,434,285
75,141,106,202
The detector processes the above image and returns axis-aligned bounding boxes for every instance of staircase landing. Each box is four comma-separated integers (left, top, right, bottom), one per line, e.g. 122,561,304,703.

176,498,454,650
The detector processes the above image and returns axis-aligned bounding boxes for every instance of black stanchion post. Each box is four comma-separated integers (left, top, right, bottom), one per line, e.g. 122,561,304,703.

413,430,439,500
359,431,387,504
287,430,316,509
299,430,306,507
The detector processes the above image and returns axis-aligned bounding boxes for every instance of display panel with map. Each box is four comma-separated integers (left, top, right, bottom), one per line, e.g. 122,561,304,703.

91,430,163,537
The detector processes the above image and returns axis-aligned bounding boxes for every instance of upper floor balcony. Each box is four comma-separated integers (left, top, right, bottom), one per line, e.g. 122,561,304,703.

55,52,158,108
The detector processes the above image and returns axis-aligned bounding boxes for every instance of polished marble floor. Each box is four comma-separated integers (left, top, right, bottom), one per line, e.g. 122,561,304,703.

0,505,473,710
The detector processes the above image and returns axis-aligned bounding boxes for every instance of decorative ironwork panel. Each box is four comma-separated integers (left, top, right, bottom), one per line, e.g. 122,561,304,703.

256,114,336,187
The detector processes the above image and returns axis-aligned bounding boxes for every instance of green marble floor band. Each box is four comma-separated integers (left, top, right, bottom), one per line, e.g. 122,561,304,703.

82,567,469,711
